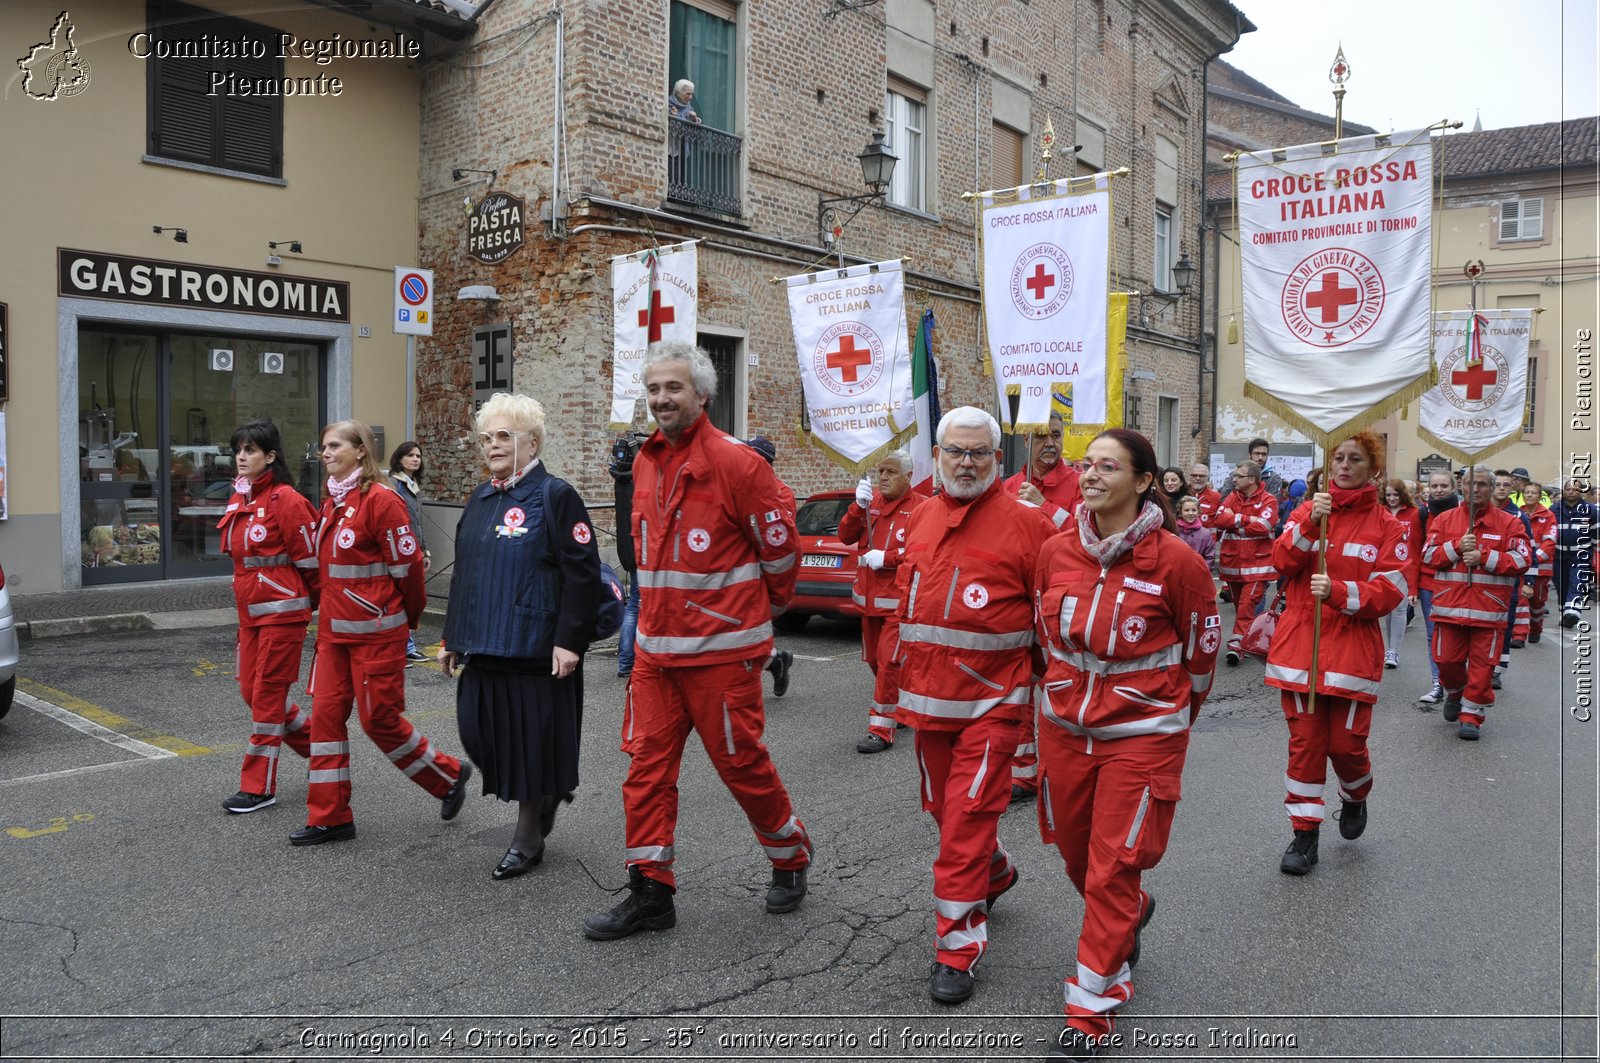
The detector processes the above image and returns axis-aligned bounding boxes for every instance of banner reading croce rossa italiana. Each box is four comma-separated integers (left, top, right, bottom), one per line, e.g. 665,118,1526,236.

979,174,1111,431
1237,127,1434,445
610,241,697,429
1418,308,1533,464
784,259,913,473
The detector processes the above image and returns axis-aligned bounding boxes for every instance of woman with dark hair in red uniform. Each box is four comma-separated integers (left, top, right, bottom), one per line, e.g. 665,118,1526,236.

1266,431,1406,876
291,419,472,846
1034,428,1220,1059
219,418,319,814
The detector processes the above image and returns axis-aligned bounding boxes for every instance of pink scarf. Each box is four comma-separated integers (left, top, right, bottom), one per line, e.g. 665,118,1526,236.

326,468,362,506
1077,498,1165,568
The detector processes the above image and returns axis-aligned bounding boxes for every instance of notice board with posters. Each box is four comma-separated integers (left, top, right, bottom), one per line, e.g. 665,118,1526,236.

1206,443,1317,496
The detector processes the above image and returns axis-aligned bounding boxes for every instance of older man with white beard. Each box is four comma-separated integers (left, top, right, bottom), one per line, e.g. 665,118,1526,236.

894,407,1060,1006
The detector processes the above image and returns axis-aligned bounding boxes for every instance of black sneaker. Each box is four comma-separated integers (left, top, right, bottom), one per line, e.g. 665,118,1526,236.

583,867,677,941
1528,633,1541,644
1562,609,1581,628
223,791,276,814
1127,891,1156,967
1510,638,1525,649
1442,694,1462,722
1337,800,1367,840
1490,672,1502,690
441,762,472,821
1458,721,1481,741
856,733,891,754
405,648,431,663
1225,648,1241,666
1009,784,1036,804
765,867,807,914
768,650,793,697
929,961,974,1004
1279,828,1319,875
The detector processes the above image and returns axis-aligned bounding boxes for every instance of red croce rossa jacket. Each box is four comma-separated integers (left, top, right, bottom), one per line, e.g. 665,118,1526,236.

631,414,799,667
1265,486,1407,704
218,473,320,628
1214,486,1279,582
1422,503,1532,628
838,488,927,616
315,481,426,644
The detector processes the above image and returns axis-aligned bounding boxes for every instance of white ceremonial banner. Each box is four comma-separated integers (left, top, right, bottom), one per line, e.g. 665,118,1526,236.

611,242,698,428
1237,127,1434,444
1419,308,1533,464
785,260,913,472
979,175,1110,430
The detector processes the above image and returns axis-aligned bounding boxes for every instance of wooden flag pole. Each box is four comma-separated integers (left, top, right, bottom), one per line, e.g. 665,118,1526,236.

1307,511,1330,715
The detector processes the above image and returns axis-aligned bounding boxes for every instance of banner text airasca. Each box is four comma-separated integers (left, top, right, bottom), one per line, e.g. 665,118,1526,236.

1249,160,1421,223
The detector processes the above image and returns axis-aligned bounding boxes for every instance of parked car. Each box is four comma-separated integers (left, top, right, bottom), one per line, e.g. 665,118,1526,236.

778,489,861,632
0,561,18,719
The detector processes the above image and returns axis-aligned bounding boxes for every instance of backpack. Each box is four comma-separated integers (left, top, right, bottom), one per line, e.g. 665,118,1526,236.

541,476,627,643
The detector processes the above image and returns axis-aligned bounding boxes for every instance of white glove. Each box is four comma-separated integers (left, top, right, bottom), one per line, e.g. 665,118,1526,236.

855,478,874,508
862,549,886,570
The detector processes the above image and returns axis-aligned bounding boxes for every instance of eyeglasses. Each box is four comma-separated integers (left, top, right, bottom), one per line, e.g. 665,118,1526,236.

477,429,523,448
940,447,995,464
1083,459,1126,477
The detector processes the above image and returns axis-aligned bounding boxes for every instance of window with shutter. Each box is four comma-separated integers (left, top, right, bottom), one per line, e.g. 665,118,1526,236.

147,1,283,178
992,122,1024,190
1499,198,1544,241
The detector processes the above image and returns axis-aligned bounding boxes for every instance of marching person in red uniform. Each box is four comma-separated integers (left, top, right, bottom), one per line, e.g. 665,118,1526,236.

999,412,1080,800
293,420,472,845
584,342,811,941
1187,463,1222,527
1521,483,1557,643
219,419,319,814
1422,466,1532,740
1265,432,1406,876
1034,428,1219,1060
1214,462,1279,665
896,406,1059,1006
838,449,926,753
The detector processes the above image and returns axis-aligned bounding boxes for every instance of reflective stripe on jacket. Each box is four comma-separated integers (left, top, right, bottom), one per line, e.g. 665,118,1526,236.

838,488,928,616
1214,487,1279,582
219,477,320,627
315,482,425,643
1422,503,1532,629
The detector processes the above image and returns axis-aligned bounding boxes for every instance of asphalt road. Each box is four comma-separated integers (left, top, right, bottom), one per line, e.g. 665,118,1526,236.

0,608,1594,1062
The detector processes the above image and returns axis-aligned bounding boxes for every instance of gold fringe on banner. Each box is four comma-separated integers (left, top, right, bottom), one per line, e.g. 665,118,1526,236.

799,420,919,479
1242,370,1434,454
1415,424,1528,469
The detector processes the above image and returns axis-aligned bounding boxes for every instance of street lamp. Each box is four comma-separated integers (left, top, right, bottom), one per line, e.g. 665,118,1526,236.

1138,249,1196,326
817,131,899,249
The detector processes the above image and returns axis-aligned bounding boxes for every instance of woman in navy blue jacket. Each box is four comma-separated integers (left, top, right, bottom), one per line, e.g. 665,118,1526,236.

440,393,603,879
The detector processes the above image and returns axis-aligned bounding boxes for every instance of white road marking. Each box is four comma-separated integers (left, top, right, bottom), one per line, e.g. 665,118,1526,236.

16,690,176,761
0,757,171,789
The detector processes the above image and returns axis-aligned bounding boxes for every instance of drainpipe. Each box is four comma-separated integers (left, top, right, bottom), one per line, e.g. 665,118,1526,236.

551,7,564,234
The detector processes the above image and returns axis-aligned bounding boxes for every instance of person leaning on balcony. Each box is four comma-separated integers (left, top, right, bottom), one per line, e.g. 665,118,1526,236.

668,79,701,124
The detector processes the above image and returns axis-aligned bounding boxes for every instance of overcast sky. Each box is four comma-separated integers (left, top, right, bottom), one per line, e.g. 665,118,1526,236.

1224,0,1598,134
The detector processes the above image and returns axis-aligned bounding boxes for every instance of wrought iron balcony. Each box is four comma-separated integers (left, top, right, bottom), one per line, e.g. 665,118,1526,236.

667,117,742,217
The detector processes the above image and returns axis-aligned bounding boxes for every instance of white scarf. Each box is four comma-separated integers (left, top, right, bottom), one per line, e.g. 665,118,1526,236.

1077,498,1165,568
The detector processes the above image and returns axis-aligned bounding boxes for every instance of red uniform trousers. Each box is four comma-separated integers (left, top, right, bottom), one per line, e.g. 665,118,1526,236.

236,623,313,795
861,615,902,744
1011,692,1039,796
621,657,811,891
305,635,463,827
913,713,1024,973
1037,724,1183,1038
1432,622,1501,726
1226,580,1268,646
1528,578,1551,638
1280,692,1374,832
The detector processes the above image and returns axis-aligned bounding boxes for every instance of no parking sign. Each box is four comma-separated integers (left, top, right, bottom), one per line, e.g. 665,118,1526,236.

393,266,433,336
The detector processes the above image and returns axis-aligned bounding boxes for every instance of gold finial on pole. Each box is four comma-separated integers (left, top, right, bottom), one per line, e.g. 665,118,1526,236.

1329,45,1350,140
1035,115,1055,183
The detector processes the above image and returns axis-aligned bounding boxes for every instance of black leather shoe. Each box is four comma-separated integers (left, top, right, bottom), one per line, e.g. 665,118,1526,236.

290,822,355,846
1128,891,1157,967
539,791,574,837
769,650,793,697
929,961,974,1004
986,865,1019,914
1009,784,1036,804
583,867,677,941
492,844,544,880
856,733,891,754
1279,828,1319,875
441,762,472,821
1338,799,1368,840
766,867,807,913
1528,632,1541,644
1490,672,1502,690
1510,638,1525,648
1442,694,1462,722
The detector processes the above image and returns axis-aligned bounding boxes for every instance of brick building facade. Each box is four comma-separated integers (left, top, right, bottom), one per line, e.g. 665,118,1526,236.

414,0,1250,511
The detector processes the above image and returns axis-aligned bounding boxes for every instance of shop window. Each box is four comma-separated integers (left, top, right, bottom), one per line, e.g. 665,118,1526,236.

146,1,283,178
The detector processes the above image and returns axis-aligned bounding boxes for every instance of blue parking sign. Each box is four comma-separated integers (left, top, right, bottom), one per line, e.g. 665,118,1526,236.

398,309,411,322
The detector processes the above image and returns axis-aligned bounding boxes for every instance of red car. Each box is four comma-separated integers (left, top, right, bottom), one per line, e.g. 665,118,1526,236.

777,489,860,631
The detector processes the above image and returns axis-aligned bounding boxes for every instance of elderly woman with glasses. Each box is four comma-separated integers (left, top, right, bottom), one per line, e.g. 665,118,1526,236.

440,393,604,880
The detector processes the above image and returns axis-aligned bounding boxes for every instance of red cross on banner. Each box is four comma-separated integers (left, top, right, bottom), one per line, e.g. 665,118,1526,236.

1305,271,1358,324
638,289,675,343
825,335,873,383
1451,360,1497,401
1025,263,1056,301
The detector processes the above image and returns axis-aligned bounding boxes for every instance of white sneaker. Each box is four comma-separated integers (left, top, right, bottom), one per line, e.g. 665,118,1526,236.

1384,650,1399,669
1418,684,1443,704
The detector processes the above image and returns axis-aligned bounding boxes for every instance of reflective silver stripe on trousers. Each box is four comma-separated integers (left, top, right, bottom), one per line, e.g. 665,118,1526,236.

626,845,674,863
1220,564,1276,578
899,686,1030,719
328,562,389,579
1433,569,1517,587
401,745,438,777
243,554,291,568
308,768,351,783
385,729,423,762
637,563,761,590
1284,774,1323,798
899,623,1034,651
966,740,991,799
329,612,409,634
244,745,279,758
1432,605,1517,623
1124,786,1151,848
636,622,773,655
251,722,286,736
868,714,897,728
310,741,349,756
1264,662,1382,696
247,597,311,617
1049,642,1182,675
1041,687,1191,739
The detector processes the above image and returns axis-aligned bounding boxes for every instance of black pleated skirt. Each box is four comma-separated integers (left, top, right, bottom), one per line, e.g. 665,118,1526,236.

455,663,583,803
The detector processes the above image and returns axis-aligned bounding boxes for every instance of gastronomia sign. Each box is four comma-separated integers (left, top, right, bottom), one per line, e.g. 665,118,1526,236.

57,248,350,322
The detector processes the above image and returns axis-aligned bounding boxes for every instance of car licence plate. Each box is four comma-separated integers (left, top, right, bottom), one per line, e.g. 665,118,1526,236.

801,554,841,568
